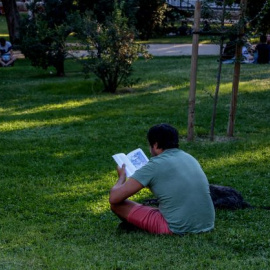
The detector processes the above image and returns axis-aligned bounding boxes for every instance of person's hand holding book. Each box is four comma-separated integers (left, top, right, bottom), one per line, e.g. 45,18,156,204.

117,164,127,184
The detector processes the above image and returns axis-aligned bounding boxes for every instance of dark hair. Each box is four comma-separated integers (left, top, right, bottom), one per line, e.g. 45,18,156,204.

260,35,267,43
0,38,6,46
147,123,179,149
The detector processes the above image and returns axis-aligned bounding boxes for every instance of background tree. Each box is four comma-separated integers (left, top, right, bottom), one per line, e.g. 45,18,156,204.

20,0,79,76
134,0,168,40
1,0,20,44
247,0,270,34
76,0,169,40
79,6,150,93
76,0,115,23
161,5,188,35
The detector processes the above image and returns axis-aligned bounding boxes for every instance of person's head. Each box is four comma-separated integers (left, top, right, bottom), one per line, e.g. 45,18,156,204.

147,124,179,156
0,38,6,47
181,21,187,26
228,34,237,42
260,35,267,43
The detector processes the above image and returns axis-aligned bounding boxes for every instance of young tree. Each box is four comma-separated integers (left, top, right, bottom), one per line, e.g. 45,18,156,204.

1,0,21,44
189,0,246,140
20,0,78,76
79,7,150,93
202,0,239,141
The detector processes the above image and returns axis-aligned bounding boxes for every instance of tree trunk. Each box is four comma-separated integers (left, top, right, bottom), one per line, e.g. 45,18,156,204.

2,0,21,44
53,47,66,77
210,0,226,141
55,59,65,77
227,0,247,137
227,44,241,137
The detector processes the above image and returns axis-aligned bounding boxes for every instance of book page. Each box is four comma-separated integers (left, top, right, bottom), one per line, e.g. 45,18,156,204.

112,153,137,177
126,148,149,170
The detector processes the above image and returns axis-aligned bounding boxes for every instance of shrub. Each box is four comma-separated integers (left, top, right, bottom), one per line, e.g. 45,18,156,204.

79,8,151,93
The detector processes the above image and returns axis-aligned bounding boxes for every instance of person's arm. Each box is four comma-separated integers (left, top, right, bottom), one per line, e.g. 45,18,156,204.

109,164,143,204
5,48,16,66
6,43,13,53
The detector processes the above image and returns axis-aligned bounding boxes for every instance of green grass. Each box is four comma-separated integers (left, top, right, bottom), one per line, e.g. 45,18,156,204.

0,57,270,269
138,35,214,44
0,15,8,37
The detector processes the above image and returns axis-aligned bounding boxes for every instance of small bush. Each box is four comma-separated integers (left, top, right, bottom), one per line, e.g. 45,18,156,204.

79,8,151,93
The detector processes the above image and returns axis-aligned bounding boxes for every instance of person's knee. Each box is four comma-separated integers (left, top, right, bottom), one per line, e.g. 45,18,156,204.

109,200,138,220
110,201,120,214
110,202,116,212
110,202,125,220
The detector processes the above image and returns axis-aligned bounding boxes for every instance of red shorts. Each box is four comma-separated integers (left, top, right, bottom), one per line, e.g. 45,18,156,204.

127,204,173,234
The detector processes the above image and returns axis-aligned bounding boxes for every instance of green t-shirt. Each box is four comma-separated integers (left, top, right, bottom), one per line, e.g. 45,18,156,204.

131,149,215,234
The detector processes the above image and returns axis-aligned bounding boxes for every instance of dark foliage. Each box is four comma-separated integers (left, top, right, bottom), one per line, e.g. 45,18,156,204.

19,0,79,76
246,0,270,34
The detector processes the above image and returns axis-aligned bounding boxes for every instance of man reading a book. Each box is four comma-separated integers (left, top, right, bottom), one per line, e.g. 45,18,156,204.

109,124,215,235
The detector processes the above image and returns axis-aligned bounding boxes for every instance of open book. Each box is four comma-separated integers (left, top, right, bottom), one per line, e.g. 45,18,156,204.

112,148,149,177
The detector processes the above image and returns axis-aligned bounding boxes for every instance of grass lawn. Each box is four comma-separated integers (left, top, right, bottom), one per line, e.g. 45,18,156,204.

139,35,214,44
0,15,8,37
0,56,270,269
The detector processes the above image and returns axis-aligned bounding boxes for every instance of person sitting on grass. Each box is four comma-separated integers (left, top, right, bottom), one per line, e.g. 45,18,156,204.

0,38,16,67
222,35,252,63
109,123,215,235
253,35,270,64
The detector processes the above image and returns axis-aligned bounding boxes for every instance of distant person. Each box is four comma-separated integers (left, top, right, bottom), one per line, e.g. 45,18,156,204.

241,46,253,63
267,34,270,45
253,35,270,64
0,38,16,67
222,36,236,61
178,21,189,36
222,35,252,63
203,20,211,32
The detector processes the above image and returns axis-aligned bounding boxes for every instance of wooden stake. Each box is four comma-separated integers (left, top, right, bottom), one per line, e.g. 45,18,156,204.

227,0,247,137
187,1,201,142
210,0,226,142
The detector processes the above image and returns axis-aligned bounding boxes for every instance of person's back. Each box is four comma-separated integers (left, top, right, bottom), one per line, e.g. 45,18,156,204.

256,44,270,64
178,21,188,36
132,148,215,234
222,40,236,60
0,39,11,55
255,35,270,64
0,38,16,67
